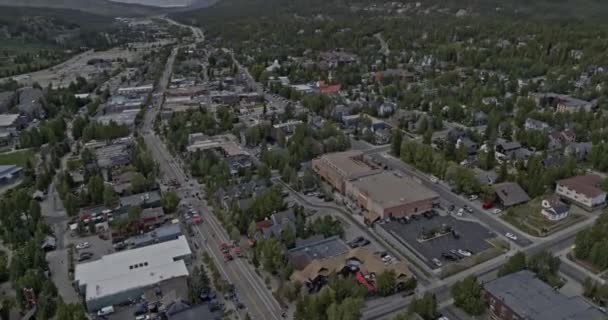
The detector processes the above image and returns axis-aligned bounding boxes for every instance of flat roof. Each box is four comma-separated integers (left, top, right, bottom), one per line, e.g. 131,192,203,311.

484,270,605,320
75,236,191,302
316,150,379,180
350,171,438,208
0,114,19,127
287,236,350,270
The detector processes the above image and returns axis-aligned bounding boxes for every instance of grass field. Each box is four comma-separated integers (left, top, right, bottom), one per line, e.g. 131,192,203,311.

0,150,35,167
502,198,587,237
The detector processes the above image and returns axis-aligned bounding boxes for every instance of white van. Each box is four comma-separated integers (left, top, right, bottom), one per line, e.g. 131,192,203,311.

97,306,115,316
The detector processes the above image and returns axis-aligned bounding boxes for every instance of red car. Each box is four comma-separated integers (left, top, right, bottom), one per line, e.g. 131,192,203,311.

219,243,229,254
482,202,494,209
233,246,243,258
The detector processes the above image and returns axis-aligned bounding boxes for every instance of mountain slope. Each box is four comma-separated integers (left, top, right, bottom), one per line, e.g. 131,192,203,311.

0,0,163,16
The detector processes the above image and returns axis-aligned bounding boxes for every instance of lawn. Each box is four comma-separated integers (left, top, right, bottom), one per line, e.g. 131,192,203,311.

501,198,587,237
0,150,36,167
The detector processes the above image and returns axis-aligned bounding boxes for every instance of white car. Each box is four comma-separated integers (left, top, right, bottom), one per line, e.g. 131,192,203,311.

493,208,502,214
381,255,393,263
457,208,465,216
429,175,439,183
97,306,114,316
76,242,90,250
505,233,518,241
432,258,442,267
469,195,478,201
457,249,472,257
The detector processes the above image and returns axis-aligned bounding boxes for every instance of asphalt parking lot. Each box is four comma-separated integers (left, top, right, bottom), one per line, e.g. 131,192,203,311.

70,234,114,264
380,216,496,269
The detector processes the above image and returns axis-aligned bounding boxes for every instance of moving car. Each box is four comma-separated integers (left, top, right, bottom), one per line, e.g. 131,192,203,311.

505,232,518,241
432,258,442,267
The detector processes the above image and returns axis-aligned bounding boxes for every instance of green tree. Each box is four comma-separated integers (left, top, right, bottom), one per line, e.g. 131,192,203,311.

103,185,117,208
161,191,180,213
131,172,148,193
408,293,438,320
87,175,104,204
281,225,296,249
64,193,79,217
376,270,397,296
391,130,403,156
451,275,486,315
498,252,527,277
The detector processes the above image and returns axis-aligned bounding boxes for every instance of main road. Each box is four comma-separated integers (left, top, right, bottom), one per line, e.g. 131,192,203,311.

140,22,284,320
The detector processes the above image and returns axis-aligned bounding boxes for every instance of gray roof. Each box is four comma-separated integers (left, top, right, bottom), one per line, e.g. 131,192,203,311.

493,182,530,207
484,270,605,320
287,236,350,270
120,191,161,208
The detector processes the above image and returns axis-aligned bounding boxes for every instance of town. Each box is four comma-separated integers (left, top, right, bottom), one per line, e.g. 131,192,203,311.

0,1,608,320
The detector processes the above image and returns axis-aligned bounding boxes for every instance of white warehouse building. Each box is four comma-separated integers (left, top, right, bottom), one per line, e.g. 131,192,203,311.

74,235,192,311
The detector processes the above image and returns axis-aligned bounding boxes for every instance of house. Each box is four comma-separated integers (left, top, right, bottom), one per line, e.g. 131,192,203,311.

333,104,354,120
117,84,154,95
547,131,564,151
318,81,341,95
226,154,253,176
560,129,576,144
494,139,522,163
564,142,592,160
556,96,596,113
255,208,297,240
556,175,606,210
542,154,566,168
344,171,439,222
524,118,551,132
483,270,604,320
541,195,570,221
492,182,530,208
456,137,478,155
112,171,135,194
473,111,488,126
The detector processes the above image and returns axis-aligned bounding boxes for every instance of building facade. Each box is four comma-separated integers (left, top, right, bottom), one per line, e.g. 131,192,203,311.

556,175,606,210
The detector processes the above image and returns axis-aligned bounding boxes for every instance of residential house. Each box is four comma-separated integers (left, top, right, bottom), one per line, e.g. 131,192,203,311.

0,91,15,113
473,111,488,126
332,105,354,121
492,182,530,208
547,131,564,151
542,154,566,168
556,96,596,113
255,208,297,240
541,195,570,221
226,154,253,176
524,118,551,132
556,175,606,210
494,140,522,163
483,270,604,320
456,137,478,155
564,142,592,160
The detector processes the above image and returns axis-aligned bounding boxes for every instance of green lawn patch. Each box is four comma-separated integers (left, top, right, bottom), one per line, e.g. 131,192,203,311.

0,150,35,167
501,198,587,237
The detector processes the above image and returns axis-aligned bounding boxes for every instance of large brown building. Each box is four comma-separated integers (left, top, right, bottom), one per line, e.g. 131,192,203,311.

312,151,380,194
344,171,439,221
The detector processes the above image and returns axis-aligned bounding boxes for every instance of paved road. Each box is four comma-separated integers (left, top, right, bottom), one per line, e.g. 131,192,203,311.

140,22,284,320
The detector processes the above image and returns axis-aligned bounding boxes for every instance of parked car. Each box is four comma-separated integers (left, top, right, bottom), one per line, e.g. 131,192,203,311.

78,252,93,262
457,208,464,216
76,242,90,250
223,253,233,262
493,208,502,214
359,239,371,247
381,255,393,263
441,253,458,261
448,204,455,212
482,202,493,209
505,233,518,241
452,229,460,239
465,206,473,213
457,249,472,257
97,306,114,317
468,195,478,201
429,175,439,183
449,249,463,258
220,243,229,253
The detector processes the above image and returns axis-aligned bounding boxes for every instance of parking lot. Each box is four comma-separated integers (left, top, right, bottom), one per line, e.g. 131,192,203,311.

69,233,114,263
380,215,496,269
